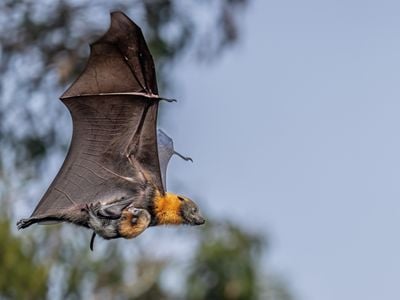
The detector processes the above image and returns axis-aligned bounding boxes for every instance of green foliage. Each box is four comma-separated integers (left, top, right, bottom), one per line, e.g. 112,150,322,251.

0,219,48,299
186,222,264,300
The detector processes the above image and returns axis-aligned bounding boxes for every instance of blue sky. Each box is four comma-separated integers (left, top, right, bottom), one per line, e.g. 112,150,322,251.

160,1,400,299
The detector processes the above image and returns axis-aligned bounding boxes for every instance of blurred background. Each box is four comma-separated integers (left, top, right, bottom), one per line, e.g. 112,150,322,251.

1,0,399,299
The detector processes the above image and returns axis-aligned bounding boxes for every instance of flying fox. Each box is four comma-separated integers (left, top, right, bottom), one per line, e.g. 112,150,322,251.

17,11,205,249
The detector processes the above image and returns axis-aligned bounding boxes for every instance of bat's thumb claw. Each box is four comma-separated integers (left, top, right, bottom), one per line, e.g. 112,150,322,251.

159,97,177,103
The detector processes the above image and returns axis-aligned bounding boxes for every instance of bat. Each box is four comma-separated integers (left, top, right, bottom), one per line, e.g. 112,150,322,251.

17,11,205,249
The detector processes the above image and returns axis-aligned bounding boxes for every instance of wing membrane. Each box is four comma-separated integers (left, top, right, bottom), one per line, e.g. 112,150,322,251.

31,12,164,219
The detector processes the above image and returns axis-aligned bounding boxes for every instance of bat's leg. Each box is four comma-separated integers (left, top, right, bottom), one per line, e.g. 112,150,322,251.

88,197,135,219
86,205,119,240
173,150,193,162
118,207,151,239
17,215,65,229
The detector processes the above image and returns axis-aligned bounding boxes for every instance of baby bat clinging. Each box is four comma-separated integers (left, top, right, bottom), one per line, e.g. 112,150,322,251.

17,11,205,248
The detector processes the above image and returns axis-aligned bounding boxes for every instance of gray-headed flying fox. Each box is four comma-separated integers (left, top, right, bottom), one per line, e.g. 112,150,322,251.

17,11,205,250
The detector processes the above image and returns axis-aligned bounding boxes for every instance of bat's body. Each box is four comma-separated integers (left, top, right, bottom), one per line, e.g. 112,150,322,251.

17,12,204,246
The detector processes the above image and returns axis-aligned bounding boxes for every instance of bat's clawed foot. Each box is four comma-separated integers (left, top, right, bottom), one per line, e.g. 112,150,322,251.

85,202,121,220
85,203,101,218
16,218,31,230
87,197,135,220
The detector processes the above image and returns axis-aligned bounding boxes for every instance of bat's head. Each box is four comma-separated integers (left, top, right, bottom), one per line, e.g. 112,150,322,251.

177,195,205,226
154,192,205,226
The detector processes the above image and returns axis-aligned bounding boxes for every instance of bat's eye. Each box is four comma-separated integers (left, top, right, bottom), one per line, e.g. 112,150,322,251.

178,196,185,201
192,207,197,213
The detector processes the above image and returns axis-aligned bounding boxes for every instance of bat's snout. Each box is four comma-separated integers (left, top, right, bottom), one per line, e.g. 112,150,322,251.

194,216,205,225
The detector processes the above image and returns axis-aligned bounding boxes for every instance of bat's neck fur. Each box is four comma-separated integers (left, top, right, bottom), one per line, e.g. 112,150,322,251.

153,192,183,225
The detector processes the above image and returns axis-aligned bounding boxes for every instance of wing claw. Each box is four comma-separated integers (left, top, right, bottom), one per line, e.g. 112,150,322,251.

173,150,193,162
159,97,177,103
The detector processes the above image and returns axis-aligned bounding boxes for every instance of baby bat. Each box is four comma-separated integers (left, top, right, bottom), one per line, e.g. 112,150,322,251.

17,11,205,248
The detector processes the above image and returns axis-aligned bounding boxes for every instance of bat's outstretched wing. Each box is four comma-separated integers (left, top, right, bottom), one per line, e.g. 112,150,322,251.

28,12,165,222
157,129,193,190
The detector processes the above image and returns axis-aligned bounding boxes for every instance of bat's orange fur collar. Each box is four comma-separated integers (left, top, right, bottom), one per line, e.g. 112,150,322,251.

153,192,183,225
